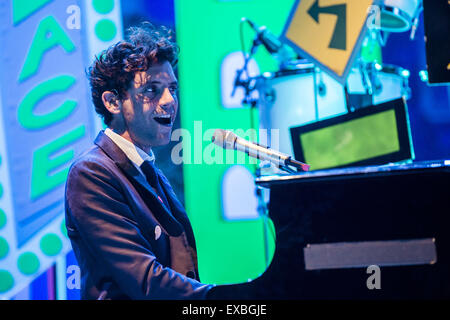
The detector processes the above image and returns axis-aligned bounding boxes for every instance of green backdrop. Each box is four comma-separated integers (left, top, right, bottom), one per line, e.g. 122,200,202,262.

174,0,296,284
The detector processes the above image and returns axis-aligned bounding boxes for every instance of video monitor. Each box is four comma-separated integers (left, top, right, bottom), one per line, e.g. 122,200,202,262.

290,98,414,171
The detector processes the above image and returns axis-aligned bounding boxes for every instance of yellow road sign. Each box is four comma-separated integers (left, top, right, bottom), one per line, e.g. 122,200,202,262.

282,0,374,82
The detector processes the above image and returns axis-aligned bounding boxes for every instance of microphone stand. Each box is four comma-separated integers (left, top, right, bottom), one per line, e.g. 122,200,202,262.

232,24,305,268
232,31,273,268
231,35,261,101
255,165,271,269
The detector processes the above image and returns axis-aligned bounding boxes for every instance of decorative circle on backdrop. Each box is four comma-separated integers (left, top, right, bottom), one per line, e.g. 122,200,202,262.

17,252,40,275
0,208,6,229
0,237,9,259
95,19,117,42
92,0,115,14
0,270,14,293
40,233,62,256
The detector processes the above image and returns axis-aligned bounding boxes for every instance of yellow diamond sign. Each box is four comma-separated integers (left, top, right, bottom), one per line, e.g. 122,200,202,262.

282,0,374,82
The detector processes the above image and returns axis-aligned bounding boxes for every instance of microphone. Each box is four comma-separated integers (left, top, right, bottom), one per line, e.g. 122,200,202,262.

212,129,310,172
243,17,283,54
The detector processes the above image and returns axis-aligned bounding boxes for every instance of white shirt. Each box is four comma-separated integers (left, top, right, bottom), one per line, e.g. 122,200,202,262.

104,128,155,177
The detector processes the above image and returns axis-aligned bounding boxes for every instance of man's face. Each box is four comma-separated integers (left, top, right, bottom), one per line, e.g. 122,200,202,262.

120,61,178,149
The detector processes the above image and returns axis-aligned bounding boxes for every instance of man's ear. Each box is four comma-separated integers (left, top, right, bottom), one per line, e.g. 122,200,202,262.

102,91,121,114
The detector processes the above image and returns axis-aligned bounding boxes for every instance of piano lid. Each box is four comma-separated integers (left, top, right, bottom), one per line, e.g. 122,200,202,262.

256,160,450,187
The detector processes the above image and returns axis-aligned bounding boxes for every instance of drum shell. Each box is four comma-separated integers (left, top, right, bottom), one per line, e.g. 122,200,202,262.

384,0,420,18
258,64,410,158
347,64,410,106
380,0,421,32
258,69,347,156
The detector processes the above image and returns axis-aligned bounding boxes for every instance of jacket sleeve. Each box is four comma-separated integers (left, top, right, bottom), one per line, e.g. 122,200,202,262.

65,158,214,299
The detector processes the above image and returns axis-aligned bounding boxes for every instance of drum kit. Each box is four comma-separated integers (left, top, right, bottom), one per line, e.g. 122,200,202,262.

237,0,423,157
221,0,423,254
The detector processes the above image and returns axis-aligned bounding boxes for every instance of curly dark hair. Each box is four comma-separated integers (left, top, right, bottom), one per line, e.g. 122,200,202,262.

88,22,179,125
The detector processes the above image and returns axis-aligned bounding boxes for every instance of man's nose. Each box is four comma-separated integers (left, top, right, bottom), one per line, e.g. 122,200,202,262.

160,87,175,106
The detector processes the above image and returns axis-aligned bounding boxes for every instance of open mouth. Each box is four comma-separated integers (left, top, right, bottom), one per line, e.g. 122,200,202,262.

153,114,173,126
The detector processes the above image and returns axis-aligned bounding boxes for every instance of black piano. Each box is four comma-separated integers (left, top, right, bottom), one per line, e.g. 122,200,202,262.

207,160,450,299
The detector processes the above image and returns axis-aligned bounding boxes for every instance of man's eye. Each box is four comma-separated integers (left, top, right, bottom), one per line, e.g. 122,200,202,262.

145,87,157,93
143,86,177,97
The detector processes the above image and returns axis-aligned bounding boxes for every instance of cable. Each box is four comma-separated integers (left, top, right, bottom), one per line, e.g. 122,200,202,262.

239,18,250,79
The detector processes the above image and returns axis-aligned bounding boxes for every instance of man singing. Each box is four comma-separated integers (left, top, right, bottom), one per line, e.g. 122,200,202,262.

64,22,214,299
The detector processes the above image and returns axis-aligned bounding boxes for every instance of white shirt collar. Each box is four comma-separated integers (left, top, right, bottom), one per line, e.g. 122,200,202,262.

104,128,155,167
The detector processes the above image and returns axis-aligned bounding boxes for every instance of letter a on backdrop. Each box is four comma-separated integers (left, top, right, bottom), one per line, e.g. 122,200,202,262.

281,0,374,83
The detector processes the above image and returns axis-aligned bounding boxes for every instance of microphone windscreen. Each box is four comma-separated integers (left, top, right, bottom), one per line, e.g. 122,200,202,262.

212,129,236,149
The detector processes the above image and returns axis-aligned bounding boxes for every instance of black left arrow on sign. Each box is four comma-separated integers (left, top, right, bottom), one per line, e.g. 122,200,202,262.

308,0,347,50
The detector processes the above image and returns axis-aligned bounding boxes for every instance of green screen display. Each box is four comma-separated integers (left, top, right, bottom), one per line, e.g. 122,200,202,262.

300,109,400,170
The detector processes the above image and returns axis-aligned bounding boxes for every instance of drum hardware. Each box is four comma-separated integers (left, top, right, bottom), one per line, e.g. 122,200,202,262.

347,62,411,106
316,68,327,97
312,67,320,121
369,64,385,96
345,61,377,109
359,60,374,96
263,87,276,104
379,6,411,31
418,70,428,83
409,4,423,40
232,17,297,107
374,0,423,33
317,81,326,97
377,29,389,47
366,1,423,47
369,63,382,95
343,85,355,112
279,59,314,72
379,64,411,99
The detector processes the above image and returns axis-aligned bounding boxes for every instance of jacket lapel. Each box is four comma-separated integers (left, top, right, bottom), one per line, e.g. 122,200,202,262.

157,171,198,249
94,131,183,236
